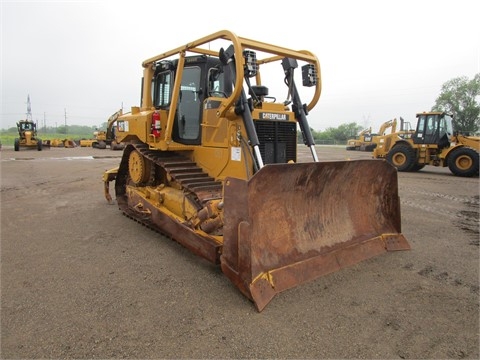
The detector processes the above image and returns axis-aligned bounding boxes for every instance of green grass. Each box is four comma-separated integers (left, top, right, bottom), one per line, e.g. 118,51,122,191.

0,131,93,146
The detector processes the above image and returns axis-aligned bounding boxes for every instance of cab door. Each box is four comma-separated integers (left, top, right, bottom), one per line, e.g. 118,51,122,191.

413,114,440,145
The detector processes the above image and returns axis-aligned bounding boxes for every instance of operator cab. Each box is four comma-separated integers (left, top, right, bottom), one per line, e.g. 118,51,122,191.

413,112,453,149
20,121,34,131
152,56,226,146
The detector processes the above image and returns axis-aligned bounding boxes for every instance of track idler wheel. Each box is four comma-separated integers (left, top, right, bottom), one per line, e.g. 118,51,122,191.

128,150,151,185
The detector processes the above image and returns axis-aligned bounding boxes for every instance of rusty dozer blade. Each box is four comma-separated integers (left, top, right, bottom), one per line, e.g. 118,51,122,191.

221,159,410,312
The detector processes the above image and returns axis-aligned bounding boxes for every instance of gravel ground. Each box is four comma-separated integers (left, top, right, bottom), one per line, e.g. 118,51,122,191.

1,145,478,359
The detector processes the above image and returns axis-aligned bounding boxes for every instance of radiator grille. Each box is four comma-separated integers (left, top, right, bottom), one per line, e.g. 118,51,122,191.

254,120,297,164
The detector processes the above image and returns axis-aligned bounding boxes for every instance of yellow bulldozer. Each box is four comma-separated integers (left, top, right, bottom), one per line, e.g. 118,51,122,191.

14,119,46,151
103,30,410,311
373,111,479,176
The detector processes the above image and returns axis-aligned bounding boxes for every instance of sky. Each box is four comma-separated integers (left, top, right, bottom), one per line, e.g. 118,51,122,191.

1,0,479,132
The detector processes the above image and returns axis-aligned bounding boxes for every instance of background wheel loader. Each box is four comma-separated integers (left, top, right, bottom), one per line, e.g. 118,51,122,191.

14,119,47,151
103,30,410,311
373,111,479,177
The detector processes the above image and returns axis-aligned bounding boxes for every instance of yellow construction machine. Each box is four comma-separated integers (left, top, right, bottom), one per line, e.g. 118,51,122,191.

370,117,415,150
80,110,124,149
392,117,415,140
14,119,46,151
346,127,377,151
103,30,410,311
373,111,479,176
46,138,76,148
378,118,397,136
346,118,407,151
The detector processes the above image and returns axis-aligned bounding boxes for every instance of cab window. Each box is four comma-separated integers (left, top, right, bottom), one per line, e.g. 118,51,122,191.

173,67,202,143
154,71,173,108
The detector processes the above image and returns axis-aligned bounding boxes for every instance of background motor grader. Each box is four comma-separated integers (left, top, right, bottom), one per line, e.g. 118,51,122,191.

373,111,479,177
14,119,46,151
103,30,409,311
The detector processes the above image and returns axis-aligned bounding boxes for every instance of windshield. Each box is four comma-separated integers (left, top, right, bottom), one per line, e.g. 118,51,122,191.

440,114,454,137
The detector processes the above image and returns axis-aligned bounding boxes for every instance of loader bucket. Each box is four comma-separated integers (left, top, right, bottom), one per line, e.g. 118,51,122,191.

221,159,409,312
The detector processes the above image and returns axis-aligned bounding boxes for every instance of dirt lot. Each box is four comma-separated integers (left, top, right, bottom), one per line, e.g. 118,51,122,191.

1,145,479,359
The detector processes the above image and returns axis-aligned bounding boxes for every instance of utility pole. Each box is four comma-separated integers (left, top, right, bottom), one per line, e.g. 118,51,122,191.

26,94,32,121
64,108,67,135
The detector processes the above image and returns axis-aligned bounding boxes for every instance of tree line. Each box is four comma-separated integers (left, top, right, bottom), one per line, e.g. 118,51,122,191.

2,124,97,136
432,73,480,133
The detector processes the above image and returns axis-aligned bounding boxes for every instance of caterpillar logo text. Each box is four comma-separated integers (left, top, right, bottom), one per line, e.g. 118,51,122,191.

260,112,289,121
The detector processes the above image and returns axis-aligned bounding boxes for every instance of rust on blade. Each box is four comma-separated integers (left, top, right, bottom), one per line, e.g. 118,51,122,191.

221,159,410,311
